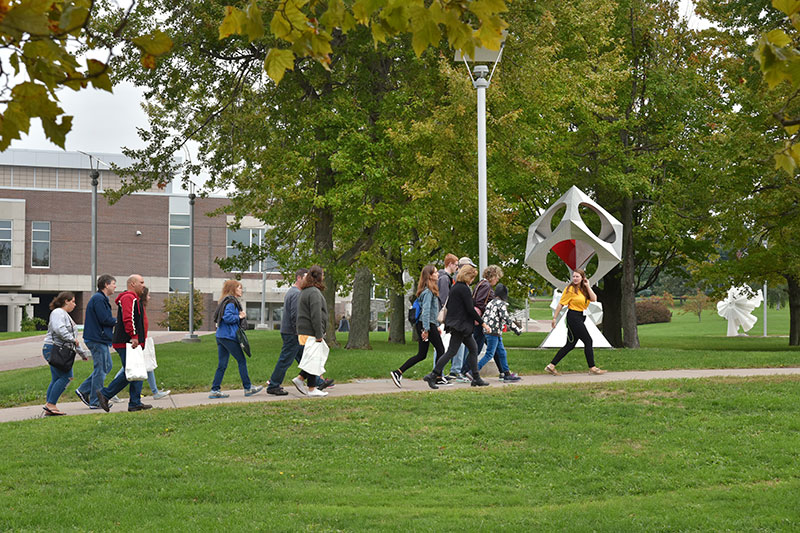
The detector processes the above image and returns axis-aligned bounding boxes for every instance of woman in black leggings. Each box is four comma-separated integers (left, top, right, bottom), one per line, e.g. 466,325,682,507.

424,264,492,389
390,265,445,388
546,269,607,376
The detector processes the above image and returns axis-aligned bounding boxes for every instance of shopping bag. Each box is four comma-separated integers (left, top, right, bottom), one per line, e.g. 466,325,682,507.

298,339,329,376
124,343,147,381
143,337,158,372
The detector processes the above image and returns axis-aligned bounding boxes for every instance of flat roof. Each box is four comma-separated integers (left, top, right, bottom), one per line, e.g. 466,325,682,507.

0,148,136,170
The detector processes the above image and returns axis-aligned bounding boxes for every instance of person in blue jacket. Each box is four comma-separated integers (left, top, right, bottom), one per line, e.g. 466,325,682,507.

75,274,117,409
209,279,263,398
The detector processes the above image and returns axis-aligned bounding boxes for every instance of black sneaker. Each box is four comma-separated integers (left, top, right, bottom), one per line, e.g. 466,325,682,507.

471,378,490,387
435,376,453,386
422,373,439,390
75,390,90,407
96,390,110,412
390,370,402,388
128,403,153,412
267,387,289,396
317,378,335,391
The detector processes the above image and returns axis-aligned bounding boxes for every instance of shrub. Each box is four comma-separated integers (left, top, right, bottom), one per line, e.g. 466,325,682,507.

636,301,672,325
21,309,46,331
158,290,205,331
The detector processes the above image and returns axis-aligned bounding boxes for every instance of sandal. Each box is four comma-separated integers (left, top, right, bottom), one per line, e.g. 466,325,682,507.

545,364,561,376
43,406,66,416
589,367,607,375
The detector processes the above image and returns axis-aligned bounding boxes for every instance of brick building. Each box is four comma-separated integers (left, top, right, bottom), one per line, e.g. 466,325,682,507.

0,148,310,332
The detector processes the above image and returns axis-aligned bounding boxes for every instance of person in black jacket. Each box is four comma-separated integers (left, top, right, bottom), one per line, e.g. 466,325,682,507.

424,265,491,389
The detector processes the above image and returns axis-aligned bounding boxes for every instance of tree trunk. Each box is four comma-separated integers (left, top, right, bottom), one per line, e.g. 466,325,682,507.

597,264,623,347
621,196,640,348
314,199,338,347
387,248,406,344
786,274,800,346
346,267,373,349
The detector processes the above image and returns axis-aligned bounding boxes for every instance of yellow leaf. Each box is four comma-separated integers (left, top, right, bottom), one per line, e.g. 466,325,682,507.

766,28,792,48
785,124,800,135
264,48,295,83
270,10,292,39
220,6,246,39
773,0,800,16
86,59,113,92
245,0,265,41
371,21,387,44
132,30,173,56
775,151,797,174
59,5,89,35
411,20,440,56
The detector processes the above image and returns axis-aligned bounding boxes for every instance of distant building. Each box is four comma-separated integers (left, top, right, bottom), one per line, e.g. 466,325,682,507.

0,148,308,331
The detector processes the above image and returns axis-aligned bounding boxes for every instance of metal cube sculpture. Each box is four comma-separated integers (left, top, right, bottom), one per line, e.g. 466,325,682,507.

525,186,623,348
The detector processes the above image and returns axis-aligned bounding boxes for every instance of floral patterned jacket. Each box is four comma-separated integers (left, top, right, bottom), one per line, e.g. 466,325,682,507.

483,298,522,337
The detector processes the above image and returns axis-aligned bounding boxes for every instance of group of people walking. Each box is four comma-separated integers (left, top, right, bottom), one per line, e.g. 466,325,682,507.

390,254,605,390
40,258,605,415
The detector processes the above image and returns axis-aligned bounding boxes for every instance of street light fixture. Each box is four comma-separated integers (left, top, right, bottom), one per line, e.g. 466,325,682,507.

455,34,506,275
78,151,106,292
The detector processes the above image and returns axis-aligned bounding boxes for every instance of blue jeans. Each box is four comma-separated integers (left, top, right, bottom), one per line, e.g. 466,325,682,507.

268,333,310,388
100,347,143,407
212,337,252,391
478,335,509,373
77,341,113,406
447,343,466,374
43,344,72,405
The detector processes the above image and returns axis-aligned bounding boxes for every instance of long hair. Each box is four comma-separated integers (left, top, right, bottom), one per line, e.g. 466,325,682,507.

456,265,478,284
49,291,75,310
567,269,591,300
221,280,242,299
416,264,439,298
300,265,325,291
141,286,150,308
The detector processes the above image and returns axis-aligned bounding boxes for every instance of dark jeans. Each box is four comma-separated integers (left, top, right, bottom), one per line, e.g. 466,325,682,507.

399,322,444,373
461,323,486,374
434,330,479,377
100,347,143,407
551,309,595,367
268,333,307,388
212,337,252,391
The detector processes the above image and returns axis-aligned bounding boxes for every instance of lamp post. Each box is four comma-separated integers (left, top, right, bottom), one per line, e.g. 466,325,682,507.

90,169,99,292
183,192,200,343
456,36,505,275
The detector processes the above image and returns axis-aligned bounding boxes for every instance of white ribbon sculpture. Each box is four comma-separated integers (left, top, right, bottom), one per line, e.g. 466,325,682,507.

717,286,763,337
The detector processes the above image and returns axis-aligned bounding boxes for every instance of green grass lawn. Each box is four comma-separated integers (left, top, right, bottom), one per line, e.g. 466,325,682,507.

1,307,797,409
0,331,45,341
2,376,799,531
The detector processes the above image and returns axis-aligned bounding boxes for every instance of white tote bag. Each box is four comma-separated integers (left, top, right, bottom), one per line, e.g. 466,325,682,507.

298,339,329,376
143,337,158,372
125,343,147,381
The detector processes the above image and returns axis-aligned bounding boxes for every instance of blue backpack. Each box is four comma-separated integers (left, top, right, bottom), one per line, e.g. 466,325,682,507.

408,298,422,325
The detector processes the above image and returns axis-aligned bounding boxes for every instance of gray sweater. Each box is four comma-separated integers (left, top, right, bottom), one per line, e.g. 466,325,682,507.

296,286,328,339
44,308,76,346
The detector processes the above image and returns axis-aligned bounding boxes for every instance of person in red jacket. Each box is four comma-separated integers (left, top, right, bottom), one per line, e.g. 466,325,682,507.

96,274,152,412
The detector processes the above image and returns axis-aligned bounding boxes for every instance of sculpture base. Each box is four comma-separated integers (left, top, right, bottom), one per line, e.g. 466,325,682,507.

540,313,613,349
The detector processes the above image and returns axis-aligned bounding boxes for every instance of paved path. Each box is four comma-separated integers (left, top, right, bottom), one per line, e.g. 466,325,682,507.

3,366,800,424
0,331,215,372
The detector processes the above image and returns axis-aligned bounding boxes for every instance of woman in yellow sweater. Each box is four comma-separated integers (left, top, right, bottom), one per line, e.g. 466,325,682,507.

546,269,607,376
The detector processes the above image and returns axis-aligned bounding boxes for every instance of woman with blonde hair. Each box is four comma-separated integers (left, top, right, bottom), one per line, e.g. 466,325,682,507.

424,264,491,389
546,269,606,375
390,264,445,388
209,280,263,398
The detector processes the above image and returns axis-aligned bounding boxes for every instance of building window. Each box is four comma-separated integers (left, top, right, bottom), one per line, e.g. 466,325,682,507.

31,221,50,268
169,214,190,292
0,220,10,266
226,228,278,273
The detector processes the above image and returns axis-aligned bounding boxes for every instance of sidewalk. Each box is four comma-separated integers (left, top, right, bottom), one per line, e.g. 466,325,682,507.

0,331,214,372
3,366,800,424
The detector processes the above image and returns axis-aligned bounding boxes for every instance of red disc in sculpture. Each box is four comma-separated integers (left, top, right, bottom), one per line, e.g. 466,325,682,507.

551,239,577,270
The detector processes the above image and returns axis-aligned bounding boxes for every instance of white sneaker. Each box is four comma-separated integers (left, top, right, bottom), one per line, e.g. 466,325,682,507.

292,376,308,395
308,389,328,397
110,395,124,404
153,390,171,400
